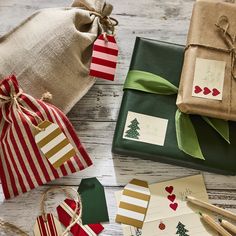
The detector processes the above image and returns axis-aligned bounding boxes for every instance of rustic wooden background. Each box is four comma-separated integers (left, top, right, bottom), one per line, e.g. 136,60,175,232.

0,0,236,235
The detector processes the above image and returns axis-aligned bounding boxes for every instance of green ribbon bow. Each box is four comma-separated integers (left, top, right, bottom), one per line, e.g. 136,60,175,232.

124,70,230,160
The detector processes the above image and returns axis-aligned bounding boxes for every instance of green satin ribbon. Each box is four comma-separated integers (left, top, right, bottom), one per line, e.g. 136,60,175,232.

124,70,230,160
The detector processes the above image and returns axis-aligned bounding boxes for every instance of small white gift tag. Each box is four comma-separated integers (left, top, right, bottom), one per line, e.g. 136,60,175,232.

89,33,118,81
34,120,76,168
123,111,168,146
33,213,63,236
116,179,150,229
192,58,226,101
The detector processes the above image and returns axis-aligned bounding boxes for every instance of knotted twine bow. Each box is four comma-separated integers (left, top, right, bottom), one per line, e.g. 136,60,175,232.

185,16,236,117
76,1,118,34
185,15,236,80
0,85,44,132
124,70,230,160
215,15,236,80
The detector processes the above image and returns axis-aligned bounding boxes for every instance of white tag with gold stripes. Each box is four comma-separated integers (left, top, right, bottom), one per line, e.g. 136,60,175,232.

34,121,76,168
116,179,150,229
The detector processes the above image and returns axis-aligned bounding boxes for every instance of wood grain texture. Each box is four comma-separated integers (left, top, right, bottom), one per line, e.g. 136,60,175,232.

0,0,236,235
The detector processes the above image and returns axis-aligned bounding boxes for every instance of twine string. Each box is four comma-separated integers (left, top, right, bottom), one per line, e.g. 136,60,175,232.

0,88,44,131
185,15,236,117
40,186,82,236
76,1,118,34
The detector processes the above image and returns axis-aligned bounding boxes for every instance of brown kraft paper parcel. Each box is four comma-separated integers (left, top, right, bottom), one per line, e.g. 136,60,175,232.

177,1,236,121
0,0,115,114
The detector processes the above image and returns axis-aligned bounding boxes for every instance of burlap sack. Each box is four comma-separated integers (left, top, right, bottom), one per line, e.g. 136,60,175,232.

0,0,115,114
177,1,236,121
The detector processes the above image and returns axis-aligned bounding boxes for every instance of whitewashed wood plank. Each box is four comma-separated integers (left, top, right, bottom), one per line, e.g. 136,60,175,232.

1,0,236,235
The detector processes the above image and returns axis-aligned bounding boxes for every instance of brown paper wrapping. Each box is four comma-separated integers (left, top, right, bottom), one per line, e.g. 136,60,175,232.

176,1,236,121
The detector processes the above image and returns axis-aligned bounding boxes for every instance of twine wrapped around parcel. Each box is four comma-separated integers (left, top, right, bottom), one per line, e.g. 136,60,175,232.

185,16,236,79
182,15,236,118
0,0,118,114
176,1,236,121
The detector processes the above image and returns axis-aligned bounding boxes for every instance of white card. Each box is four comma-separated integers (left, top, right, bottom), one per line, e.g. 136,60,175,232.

192,58,226,101
116,175,217,236
123,111,168,146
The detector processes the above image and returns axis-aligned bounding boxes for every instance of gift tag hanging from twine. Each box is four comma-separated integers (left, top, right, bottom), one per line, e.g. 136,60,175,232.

34,186,80,236
85,1,119,81
34,120,76,169
89,33,119,81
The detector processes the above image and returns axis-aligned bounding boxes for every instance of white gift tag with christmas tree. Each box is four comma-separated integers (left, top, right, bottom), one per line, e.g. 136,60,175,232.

123,111,168,146
34,120,76,168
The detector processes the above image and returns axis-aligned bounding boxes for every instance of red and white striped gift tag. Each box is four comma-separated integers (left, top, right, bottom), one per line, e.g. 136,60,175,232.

57,198,104,236
33,213,62,236
89,34,118,81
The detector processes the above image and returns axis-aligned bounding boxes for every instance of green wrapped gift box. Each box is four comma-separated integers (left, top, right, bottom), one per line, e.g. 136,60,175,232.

112,37,236,175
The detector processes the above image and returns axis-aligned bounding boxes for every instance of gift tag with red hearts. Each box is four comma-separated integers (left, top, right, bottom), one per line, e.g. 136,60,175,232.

57,198,104,236
192,58,225,100
89,33,118,81
165,186,179,211
33,213,63,236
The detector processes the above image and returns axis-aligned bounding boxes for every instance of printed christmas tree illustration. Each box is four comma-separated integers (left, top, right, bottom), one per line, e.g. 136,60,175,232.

125,118,140,139
176,222,189,236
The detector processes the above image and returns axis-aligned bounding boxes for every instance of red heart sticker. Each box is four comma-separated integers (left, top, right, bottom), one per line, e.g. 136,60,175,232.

203,87,211,95
194,85,202,94
212,88,220,96
167,194,176,202
169,202,178,211
165,186,173,194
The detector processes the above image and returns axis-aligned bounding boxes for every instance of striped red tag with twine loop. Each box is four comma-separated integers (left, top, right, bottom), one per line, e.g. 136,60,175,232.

34,187,82,236
0,75,92,199
88,2,119,81
89,33,118,81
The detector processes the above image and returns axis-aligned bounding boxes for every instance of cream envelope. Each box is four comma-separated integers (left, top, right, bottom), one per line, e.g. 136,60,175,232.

115,175,217,236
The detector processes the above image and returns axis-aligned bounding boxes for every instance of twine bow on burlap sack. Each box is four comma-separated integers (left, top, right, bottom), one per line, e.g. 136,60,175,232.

73,1,118,34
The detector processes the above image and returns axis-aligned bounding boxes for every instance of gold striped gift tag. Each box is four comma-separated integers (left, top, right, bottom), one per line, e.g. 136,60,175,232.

116,179,150,228
34,121,76,168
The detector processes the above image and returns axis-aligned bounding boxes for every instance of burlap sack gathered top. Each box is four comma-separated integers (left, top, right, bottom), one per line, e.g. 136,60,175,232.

0,0,118,114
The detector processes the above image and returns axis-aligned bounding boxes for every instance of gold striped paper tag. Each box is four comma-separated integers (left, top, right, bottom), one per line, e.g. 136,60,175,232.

34,121,76,168
116,179,150,228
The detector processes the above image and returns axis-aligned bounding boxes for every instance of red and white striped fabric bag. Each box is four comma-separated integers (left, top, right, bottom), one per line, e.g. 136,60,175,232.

0,75,92,199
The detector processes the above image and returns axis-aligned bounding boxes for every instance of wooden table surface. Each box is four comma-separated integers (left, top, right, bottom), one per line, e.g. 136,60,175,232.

0,0,236,235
